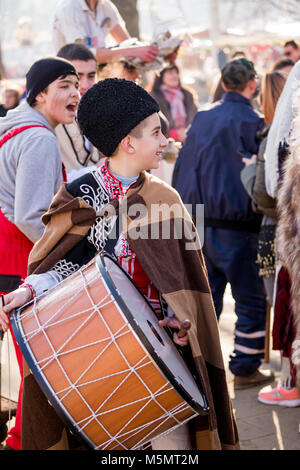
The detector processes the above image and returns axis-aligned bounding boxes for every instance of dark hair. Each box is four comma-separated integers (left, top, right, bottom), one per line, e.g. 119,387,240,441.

57,43,96,62
221,58,256,91
151,64,182,94
31,71,79,107
284,40,299,50
231,50,246,59
272,57,295,71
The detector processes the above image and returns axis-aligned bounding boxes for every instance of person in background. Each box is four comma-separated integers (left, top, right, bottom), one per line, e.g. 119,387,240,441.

239,71,300,407
283,40,300,64
98,59,141,84
56,43,102,181
0,86,21,117
261,61,300,409
150,64,198,143
173,58,274,390
275,88,300,405
271,57,295,75
241,71,286,304
53,0,158,66
0,57,80,450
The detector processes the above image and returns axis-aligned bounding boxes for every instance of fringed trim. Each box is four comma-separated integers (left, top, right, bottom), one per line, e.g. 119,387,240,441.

257,226,276,278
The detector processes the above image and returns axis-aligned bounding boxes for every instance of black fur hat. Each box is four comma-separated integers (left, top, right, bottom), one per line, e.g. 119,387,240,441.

77,78,160,157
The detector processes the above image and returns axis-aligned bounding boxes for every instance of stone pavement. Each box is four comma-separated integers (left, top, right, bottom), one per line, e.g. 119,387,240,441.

220,286,300,450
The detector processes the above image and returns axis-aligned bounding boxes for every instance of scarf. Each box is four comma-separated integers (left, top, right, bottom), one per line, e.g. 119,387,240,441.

160,84,187,129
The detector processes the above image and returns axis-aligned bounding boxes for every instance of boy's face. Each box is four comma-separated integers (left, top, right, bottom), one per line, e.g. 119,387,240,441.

36,74,80,128
71,59,97,96
130,113,168,171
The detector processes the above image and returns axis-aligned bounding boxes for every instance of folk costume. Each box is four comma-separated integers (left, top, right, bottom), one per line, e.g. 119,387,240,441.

19,78,238,450
264,61,300,390
21,162,238,450
276,87,300,392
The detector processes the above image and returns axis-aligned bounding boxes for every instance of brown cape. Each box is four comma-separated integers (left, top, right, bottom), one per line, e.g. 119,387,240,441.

22,171,239,450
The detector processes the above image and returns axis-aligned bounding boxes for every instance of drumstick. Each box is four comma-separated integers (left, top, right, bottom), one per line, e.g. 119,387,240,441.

177,319,191,338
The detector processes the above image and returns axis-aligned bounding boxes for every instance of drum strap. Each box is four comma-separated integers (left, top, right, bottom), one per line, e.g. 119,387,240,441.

0,125,67,182
103,215,120,257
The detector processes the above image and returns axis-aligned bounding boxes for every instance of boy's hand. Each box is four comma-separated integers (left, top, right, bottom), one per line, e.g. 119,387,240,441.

158,316,190,347
0,288,32,332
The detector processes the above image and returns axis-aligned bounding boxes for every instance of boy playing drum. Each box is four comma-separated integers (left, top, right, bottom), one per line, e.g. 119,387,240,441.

0,79,238,451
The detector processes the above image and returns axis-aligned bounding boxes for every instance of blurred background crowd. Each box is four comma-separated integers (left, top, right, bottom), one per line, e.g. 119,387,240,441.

1,0,300,109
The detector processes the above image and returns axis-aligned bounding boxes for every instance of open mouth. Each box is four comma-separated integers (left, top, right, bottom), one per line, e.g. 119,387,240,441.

66,103,77,114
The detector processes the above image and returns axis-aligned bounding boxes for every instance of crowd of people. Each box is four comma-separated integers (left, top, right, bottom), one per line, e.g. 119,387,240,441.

0,0,300,452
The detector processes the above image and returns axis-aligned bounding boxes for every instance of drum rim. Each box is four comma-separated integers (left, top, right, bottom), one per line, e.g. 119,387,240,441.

11,303,96,450
97,253,209,416
10,253,209,450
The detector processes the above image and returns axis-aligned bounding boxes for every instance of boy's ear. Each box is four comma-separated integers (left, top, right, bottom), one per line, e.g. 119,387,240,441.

34,91,46,104
120,135,135,154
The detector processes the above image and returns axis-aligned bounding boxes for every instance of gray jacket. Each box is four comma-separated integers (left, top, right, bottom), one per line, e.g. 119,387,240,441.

240,132,277,221
0,101,62,242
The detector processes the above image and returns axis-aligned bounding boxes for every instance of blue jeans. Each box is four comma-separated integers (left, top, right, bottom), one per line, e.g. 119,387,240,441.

203,227,266,376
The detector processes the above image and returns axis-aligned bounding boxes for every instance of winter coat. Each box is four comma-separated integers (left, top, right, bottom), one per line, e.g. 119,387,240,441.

172,92,265,232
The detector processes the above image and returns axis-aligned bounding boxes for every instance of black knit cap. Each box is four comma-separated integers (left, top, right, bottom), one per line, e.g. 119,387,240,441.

26,57,78,106
221,58,257,90
77,78,160,157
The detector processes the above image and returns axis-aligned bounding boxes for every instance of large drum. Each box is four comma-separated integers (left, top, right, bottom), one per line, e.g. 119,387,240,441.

11,253,209,450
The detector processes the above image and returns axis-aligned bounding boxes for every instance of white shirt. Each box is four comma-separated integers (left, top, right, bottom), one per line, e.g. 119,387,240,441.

53,0,125,52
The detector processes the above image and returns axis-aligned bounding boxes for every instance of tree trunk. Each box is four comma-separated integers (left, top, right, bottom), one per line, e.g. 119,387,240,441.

111,0,140,39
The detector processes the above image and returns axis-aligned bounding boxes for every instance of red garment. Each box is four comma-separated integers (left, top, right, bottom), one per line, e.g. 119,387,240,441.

0,124,65,449
0,210,33,449
118,256,162,319
99,160,162,317
272,266,296,385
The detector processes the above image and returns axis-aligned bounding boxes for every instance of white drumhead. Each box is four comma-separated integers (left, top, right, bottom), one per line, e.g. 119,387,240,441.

100,255,208,412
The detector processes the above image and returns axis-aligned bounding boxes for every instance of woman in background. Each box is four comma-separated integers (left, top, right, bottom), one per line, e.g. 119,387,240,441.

241,69,300,407
150,64,198,143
